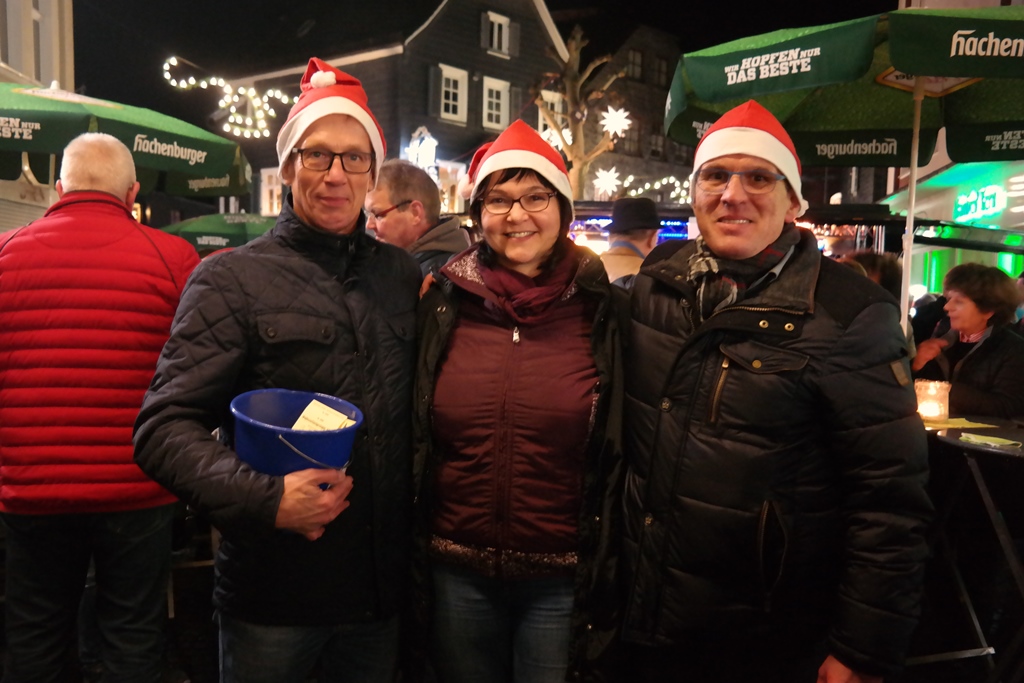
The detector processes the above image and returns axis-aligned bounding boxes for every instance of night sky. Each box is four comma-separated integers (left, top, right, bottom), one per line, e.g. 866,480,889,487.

73,0,899,132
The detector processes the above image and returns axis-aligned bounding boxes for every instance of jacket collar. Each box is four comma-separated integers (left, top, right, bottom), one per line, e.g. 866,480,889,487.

272,194,375,258
440,242,609,303
45,191,135,220
409,215,471,255
642,228,821,316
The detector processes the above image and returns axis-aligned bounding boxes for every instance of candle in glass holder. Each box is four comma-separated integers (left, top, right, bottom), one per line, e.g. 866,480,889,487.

914,380,950,422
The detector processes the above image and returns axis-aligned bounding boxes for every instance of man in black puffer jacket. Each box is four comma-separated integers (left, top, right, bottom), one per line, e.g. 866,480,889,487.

134,58,420,683
621,101,932,683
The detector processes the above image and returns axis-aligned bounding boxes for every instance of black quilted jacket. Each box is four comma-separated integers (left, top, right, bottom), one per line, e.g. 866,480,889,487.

134,200,421,626
622,231,933,677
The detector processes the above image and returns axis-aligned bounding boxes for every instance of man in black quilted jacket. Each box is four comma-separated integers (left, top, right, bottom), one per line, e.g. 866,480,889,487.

619,100,932,683
134,58,421,683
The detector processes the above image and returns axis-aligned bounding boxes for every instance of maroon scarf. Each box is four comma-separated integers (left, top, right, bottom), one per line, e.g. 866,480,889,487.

479,248,581,324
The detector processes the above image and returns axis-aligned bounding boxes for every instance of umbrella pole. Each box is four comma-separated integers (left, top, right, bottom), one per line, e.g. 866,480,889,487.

900,78,926,340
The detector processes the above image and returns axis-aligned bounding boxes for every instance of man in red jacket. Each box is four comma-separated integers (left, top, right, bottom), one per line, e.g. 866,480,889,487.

0,133,199,682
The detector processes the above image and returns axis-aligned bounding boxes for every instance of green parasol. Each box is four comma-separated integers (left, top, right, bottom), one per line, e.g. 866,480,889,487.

161,212,275,254
0,82,240,177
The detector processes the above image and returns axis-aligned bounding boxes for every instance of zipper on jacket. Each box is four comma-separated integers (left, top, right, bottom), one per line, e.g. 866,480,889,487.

494,324,521,559
706,303,796,323
756,500,787,613
708,357,729,425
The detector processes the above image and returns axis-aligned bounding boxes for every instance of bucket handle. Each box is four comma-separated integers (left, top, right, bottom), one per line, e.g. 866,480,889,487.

276,434,347,471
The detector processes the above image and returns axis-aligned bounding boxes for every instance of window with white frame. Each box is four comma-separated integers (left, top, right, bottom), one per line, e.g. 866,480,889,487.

653,56,669,88
487,11,510,55
31,0,42,81
439,63,468,124
626,49,643,80
482,76,510,130
0,0,8,64
260,168,283,217
649,134,664,159
537,90,566,136
621,125,640,156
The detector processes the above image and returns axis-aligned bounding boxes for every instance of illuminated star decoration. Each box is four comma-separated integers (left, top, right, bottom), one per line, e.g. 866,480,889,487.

541,127,573,150
162,56,298,139
593,167,621,197
600,107,631,138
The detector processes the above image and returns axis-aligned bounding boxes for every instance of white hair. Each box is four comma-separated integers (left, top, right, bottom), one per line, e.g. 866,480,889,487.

59,133,137,196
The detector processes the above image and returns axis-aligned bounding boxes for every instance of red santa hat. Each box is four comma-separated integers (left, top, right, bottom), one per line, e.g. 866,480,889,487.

693,100,808,216
459,120,573,216
276,58,386,183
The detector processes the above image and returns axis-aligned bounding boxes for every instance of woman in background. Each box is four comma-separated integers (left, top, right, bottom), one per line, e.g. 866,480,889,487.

912,262,1024,418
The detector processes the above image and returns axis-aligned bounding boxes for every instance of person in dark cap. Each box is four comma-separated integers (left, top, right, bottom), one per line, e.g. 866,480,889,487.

599,197,661,283
134,57,420,682
620,100,931,683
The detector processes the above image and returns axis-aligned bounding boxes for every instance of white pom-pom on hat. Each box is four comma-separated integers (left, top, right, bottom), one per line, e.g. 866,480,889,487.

457,173,474,201
309,70,337,89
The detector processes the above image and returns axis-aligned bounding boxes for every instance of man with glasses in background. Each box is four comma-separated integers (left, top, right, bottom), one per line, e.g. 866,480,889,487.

134,58,420,683
365,159,471,276
620,100,932,683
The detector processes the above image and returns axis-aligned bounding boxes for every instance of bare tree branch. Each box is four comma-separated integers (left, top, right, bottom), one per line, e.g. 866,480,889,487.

583,132,615,164
534,99,571,150
579,55,613,87
545,45,567,70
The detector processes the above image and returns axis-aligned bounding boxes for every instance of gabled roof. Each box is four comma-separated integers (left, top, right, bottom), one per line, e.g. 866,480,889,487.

193,0,440,77
232,0,569,85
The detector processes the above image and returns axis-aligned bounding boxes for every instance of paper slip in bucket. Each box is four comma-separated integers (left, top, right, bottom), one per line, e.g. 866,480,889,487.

230,389,364,476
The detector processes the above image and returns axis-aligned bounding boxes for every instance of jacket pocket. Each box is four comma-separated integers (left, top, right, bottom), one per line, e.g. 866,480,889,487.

256,311,336,345
757,499,788,613
386,310,416,342
720,340,808,374
710,340,810,428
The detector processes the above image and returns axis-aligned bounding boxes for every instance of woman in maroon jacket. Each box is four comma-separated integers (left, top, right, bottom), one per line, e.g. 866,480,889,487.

413,121,625,683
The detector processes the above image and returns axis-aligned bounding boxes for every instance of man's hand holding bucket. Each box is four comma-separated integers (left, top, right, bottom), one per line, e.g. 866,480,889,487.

275,468,354,541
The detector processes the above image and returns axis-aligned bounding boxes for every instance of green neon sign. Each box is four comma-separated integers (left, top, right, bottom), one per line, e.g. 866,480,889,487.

953,184,1007,223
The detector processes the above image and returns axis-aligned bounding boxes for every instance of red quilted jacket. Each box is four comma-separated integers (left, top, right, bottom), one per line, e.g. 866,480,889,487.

0,191,199,514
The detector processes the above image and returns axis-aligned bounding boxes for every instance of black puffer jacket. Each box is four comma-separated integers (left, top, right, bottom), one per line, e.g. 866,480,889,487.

914,324,1024,418
413,246,627,681
622,232,933,677
134,200,421,626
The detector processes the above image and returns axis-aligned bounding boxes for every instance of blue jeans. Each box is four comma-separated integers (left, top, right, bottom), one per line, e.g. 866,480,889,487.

1,504,175,683
218,612,399,683
431,564,574,683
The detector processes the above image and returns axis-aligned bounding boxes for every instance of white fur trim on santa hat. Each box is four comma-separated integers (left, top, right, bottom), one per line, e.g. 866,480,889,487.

693,126,808,216
276,96,385,184
471,149,574,217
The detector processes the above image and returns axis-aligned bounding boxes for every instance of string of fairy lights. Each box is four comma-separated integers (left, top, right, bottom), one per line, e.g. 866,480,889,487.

162,56,298,139
162,58,692,202
594,169,691,203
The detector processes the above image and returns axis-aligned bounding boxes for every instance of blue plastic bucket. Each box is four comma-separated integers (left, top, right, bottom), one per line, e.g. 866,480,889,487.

230,389,364,476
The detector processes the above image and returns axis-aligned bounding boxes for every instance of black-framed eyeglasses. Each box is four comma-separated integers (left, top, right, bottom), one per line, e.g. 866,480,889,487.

695,166,786,195
292,147,373,174
365,200,412,223
482,192,557,215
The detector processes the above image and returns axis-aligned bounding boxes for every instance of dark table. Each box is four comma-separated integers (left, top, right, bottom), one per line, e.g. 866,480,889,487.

910,418,1024,681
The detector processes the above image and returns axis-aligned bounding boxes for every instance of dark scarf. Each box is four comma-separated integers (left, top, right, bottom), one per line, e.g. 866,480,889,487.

686,223,801,322
479,248,581,324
